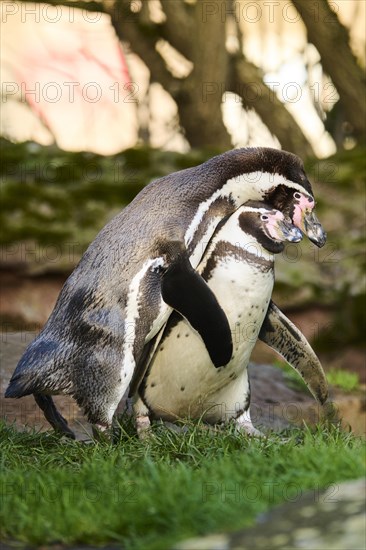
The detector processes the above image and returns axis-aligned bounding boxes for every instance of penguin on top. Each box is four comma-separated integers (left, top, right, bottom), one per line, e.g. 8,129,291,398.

5,148,326,438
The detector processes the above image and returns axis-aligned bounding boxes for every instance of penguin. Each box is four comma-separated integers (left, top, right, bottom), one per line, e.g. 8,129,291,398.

5,148,326,438
132,203,328,436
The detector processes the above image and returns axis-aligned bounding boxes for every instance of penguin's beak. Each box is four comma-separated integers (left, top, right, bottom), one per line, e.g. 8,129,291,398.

303,210,327,248
292,193,327,248
277,219,303,243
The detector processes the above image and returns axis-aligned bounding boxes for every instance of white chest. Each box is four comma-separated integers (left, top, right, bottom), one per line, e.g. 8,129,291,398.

143,254,274,421
201,257,274,367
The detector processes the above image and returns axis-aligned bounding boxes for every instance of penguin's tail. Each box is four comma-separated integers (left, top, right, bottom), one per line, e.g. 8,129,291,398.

5,337,63,398
5,363,40,398
5,338,76,438
4,377,30,398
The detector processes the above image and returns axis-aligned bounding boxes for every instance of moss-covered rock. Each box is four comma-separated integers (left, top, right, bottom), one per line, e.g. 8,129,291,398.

0,138,213,251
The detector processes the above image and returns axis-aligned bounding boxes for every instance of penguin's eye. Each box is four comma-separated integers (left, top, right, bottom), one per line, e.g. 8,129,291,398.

261,214,269,221
294,192,302,200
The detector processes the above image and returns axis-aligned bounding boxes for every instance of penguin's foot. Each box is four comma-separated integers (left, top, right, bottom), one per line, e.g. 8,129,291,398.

136,414,152,440
132,396,153,439
235,422,266,437
162,421,190,434
92,423,112,443
236,422,265,438
234,410,265,438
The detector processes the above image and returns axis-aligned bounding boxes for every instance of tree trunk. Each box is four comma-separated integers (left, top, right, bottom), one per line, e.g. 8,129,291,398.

13,0,317,154
109,0,232,149
292,0,366,142
169,1,232,149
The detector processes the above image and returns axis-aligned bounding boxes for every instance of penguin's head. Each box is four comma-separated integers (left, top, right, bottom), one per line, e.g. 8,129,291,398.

267,187,326,248
290,191,326,247
258,208,303,244
237,202,303,254
257,149,326,247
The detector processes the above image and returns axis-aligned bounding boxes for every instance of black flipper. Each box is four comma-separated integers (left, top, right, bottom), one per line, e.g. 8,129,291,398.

259,301,328,404
34,394,76,439
161,253,233,368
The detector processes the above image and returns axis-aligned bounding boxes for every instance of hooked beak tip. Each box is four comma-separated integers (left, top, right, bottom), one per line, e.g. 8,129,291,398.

303,211,327,248
287,232,303,243
279,221,303,243
309,230,327,248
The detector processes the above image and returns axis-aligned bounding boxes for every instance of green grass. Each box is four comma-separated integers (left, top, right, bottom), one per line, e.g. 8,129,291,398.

0,420,365,549
326,368,361,392
273,360,362,395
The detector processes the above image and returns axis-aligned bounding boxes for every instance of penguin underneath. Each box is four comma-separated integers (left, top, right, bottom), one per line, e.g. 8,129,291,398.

5,148,326,438
132,203,328,436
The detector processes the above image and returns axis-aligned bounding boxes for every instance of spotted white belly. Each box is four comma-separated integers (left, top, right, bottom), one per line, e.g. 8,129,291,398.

142,256,274,423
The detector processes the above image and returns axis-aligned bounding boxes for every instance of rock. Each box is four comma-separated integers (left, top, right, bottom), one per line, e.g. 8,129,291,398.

174,478,366,550
248,363,325,432
0,271,67,327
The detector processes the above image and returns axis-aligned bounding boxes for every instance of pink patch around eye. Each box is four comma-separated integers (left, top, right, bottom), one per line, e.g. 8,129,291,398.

273,210,284,220
266,216,281,240
298,194,315,212
293,193,314,228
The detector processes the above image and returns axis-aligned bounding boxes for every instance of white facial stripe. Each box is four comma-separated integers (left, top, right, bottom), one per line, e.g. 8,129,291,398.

184,171,310,249
121,257,165,383
235,206,262,214
225,171,310,203
235,206,284,219
198,213,274,269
